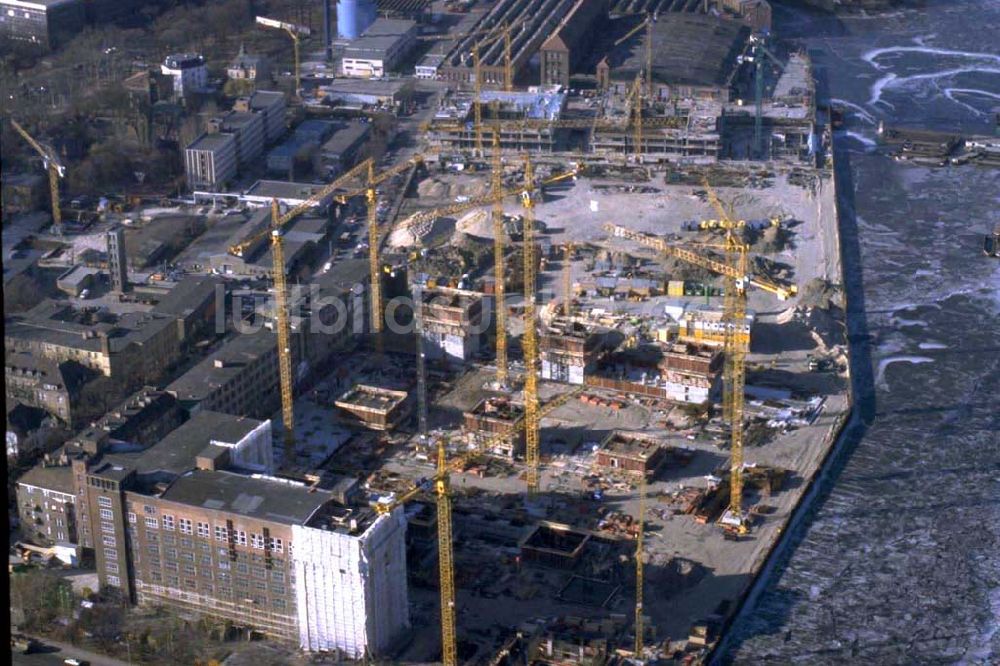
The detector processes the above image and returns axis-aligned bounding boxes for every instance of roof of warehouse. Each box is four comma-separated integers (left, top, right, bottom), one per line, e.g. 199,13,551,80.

130,410,263,476
160,469,332,525
606,13,750,88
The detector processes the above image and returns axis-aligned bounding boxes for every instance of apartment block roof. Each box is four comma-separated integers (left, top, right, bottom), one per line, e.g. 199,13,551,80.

160,469,331,525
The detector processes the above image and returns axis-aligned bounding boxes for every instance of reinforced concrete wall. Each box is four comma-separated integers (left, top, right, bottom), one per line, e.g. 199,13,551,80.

542,359,585,385
293,508,409,656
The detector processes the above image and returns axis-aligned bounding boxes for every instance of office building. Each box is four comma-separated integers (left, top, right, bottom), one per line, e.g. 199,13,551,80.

184,132,238,191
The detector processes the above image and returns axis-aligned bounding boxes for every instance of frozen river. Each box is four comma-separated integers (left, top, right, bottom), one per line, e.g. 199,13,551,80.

721,0,1000,663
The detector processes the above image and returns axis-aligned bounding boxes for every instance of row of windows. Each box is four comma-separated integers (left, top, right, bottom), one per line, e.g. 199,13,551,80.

146,568,286,595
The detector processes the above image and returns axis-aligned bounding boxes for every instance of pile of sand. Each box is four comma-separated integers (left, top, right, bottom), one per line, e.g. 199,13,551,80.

416,177,487,200
455,210,492,239
388,215,457,249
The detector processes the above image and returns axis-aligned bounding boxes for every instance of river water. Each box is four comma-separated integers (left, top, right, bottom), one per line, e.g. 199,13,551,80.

722,1,1000,663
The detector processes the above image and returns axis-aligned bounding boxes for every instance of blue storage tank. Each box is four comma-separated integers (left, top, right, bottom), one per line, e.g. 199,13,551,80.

337,0,377,40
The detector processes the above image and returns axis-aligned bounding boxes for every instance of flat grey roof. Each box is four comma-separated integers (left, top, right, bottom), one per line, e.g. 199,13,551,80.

131,410,263,476
321,122,370,156
166,330,276,403
187,132,235,152
244,180,324,200
610,13,749,88
18,464,74,494
152,275,220,317
160,469,331,525
344,33,407,57
361,17,416,37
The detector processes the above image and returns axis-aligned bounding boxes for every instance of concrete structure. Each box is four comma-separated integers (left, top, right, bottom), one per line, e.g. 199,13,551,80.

5,301,181,384
184,132,238,191
227,43,271,83
587,343,722,405
165,330,281,419
540,318,609,385
519,522,591,569
427,89,566,153
463,396,524,459
677,307,753,347
107,226,128,293
234,90,287,144
161,53,208,98
0,0,85,50
594,431,666,474
340,18,417,78
209,110,265,167
418,286,484,364
334,385,410,431
337,0,376,40
539,0,609,87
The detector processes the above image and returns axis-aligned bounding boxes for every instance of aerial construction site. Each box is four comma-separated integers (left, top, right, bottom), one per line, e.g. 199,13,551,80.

5,0,856,664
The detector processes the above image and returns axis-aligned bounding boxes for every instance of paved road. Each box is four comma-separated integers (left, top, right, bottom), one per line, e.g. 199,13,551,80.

12,636,132,666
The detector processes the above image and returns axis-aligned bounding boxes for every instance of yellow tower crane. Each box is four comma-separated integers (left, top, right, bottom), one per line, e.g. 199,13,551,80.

333,155,424,354
255,16,310,99
603,220,795,532
228,159,374,464
613,12,657,100
372,438,457,665
369,382,582,662
634,470,646,659
10,119,65,235
519,156,542,496
469,20,523,154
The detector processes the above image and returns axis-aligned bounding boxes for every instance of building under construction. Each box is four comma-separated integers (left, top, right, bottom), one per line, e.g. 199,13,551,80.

335,384,412,431
540,318,612,385
463,396,525,459
426,89,567,153
418,286,486,363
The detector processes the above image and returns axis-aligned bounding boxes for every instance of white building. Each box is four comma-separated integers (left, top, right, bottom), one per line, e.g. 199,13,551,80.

341,18,416,79
293,504,409,657
184,132,237,191
161,53,208,98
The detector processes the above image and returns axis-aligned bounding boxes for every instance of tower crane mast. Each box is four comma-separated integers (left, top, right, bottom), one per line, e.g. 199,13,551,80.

334,155,424,354
634,471,646,659
520,157,541,496
604,206,796,532
255,16,310,99
10,119,65,235
228,158,394,464
490,128,510,387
